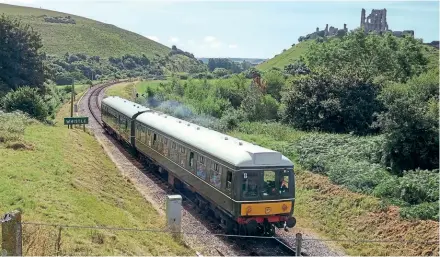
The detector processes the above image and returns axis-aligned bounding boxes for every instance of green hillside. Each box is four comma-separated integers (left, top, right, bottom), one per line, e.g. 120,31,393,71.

257,41,312,71
258,39,438,72
0,3,169,58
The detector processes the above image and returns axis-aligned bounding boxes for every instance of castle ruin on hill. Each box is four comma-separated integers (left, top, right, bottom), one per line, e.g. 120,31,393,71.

360,8,414,37
298,8,416,42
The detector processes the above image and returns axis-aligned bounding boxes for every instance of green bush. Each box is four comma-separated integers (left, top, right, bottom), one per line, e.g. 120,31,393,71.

2,86,49,121
376,70,439,173
399,201,439,220
282,72,382,135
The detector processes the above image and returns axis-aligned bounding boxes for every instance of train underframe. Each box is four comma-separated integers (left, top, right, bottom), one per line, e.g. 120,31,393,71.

103,123,295,237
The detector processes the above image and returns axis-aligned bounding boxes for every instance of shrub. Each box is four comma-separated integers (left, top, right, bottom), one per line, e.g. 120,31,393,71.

282,72,382,135
376,70,439,173
399,201,439,220
2,86,49,121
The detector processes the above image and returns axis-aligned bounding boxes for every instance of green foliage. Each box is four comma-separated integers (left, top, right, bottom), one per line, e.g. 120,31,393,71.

207,58,250,73
376,69,439,173
263,69,286,101
0,14,46,92
212,67,230,78
282,72,382,134
284,58,310,76
0,110,37,144
240,83,279,122
305,29,428,83
399,201,439,220
2,86,49,121
294,133,439,220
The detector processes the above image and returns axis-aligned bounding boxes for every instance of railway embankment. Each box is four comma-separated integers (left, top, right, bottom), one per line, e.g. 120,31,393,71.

0,86,192,255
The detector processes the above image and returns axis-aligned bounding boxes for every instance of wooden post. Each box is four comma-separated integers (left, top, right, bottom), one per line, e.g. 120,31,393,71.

295,233,302,256
70,83,74,129
1,210,22,256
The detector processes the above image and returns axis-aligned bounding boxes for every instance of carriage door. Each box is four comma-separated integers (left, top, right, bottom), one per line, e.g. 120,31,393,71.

188,152,195,173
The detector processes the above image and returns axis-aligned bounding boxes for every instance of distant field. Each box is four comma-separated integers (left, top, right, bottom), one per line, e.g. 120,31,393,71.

257,41,312,71
0,87,192,255
0,3,170,58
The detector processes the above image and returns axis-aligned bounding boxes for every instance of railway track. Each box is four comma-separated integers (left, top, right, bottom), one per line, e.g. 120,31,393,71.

83,81,301,256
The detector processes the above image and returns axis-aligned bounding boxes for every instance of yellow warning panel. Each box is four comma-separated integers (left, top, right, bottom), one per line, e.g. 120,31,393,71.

240,201,292,216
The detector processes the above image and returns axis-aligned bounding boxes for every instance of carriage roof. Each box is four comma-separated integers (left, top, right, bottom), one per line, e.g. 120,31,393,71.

136,110,294,168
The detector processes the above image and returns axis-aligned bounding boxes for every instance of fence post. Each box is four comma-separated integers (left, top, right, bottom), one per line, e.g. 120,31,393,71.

295,233,302,256
1,210,22,256
166,195,182,240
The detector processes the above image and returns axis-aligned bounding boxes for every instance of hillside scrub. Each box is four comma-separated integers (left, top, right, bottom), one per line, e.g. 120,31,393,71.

305,28,428,83
375,69,439,173
294,133,439,220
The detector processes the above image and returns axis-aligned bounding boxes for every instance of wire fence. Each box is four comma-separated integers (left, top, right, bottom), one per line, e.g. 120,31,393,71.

1,220,436,256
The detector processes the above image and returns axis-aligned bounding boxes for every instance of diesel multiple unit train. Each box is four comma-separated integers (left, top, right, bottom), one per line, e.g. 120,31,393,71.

101,96,296,236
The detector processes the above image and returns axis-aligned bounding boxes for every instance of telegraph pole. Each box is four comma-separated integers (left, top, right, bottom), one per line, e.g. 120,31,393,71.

70,79,74,129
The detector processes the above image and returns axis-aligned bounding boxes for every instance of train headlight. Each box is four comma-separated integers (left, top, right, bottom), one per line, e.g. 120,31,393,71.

246,206,252,214
282,204,288,212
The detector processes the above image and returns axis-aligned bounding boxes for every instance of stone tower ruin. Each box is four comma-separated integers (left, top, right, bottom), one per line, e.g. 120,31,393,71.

360,8,388,33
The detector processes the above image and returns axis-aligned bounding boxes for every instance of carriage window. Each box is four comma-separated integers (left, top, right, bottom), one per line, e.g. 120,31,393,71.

263,170,276,196
172,142,177,150
242,172,259,198
164,138,168,145
180,146,185,153
280,170,290,194
213,163,219,171
189,152,194,167
199,155,204,164
226,170,232,190
210,169,222,189
153,133,157,144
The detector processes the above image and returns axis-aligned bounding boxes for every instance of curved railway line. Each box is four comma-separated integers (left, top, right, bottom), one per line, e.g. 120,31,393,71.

84,81,303,256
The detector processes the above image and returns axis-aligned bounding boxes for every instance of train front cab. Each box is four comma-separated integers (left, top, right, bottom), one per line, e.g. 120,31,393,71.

234,167,296,234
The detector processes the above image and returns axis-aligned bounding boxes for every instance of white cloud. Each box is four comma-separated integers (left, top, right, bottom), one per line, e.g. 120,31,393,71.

204,36,217,43
228,44,238,49
146,35,160,42
169,37,180,43
202,36,223,49
187,39,195,45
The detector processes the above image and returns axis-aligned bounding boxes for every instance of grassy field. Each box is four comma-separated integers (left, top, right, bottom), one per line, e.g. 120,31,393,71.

256,41,312,71
0,87,192,255
0,3,169,58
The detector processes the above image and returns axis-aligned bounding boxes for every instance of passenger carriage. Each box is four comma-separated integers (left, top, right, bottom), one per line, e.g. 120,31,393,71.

101,96,297,235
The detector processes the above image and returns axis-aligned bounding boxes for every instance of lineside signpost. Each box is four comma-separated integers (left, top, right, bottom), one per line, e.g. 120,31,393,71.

64,117,88,131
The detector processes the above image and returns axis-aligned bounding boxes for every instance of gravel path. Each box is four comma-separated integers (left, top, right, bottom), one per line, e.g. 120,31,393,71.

78,84,345,256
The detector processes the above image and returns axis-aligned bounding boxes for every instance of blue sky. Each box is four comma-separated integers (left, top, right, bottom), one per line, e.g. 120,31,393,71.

1,0,439,58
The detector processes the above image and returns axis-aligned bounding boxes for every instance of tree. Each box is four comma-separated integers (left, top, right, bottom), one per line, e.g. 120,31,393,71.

376,70,439,174
240,82,279,122
213,68,229,78
305,29,428,83
0,15,46,92
282,71,382,134
263,70,285,101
